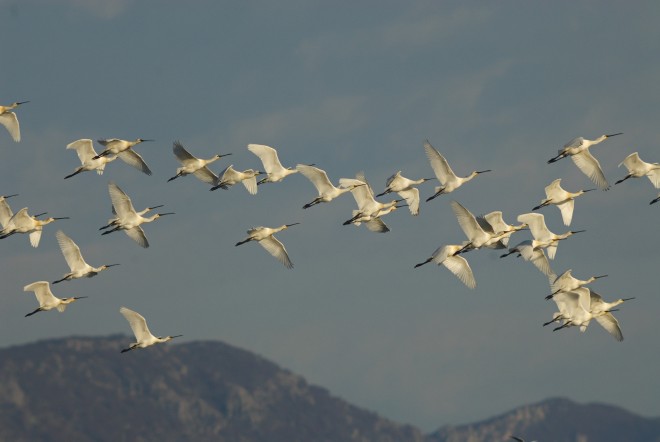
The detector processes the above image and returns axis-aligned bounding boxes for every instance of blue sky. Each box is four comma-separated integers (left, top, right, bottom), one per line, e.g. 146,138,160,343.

1,0,659,431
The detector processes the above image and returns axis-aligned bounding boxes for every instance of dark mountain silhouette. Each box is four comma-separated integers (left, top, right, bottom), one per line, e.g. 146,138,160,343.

2,336,660,442
427,397,660,442
0,335,423,442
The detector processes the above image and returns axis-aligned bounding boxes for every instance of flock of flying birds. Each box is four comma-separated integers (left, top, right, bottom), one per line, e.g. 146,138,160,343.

2,100,659,353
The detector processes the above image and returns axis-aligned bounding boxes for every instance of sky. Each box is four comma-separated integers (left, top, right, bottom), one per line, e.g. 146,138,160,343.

1,0,660,432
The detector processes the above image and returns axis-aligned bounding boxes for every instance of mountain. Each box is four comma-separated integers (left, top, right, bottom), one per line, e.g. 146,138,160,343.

427,397,660,442
0,335,423,442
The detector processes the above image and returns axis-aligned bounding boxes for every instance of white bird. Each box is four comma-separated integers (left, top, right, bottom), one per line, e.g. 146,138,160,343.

53,230,119,283
376,171,434,215
340,174,401,232
549,287,625,341
0,101,28,142
532,178,594,226
0,193,19,231
209,165,262,194
424,139,491,201
546,269,608,300
296,164,361,209
23,281,87,317
0,207,69,247
100,204,165,232
516,212,584,260
501,239,555,278
547,132,623,190
414,244,476,289
167,140,232,183
64,139,118,179
615,152,660,188
475,211,526,249
101,182,174,248
119,306,182,353
247,143,299,184
451,201,509,252
93,138,153,175
235,223,299,269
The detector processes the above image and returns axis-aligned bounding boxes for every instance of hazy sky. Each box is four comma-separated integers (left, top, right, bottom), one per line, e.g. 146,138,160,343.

1,0,659,432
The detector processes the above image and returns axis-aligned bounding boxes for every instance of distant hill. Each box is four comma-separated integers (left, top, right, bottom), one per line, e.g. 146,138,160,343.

427,397,660,442
0,336,423,442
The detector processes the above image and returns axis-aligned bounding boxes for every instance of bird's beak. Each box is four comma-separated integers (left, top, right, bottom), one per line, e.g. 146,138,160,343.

17,101,30,105
219,153,232,157
622,297,635,301
583,188,596,193
594,275,608,279
140,139,155,142
33,212,48,218
158,212,176,216
148,205,165,210
53,217,70,220
606,132,623,137
2,194,18,199
74,296,89,300
286,223,300,227
105,264,121,268
476,170,492,174
571,230,586,234
170,335,183,339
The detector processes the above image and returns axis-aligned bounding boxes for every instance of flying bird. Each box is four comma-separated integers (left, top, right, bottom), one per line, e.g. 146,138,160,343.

548,132,622,190
0,101,28,142
64,139,118,179
615,152,660,188
247,143,299,184
235,223,299,269
501,240,555,278
93,138,153,175
53,230,119,283
476,211,526,249
119,306,182,353
414,244,476,289
377,171,434,215
296,164,360,209
101,182,174,248
516,212,584,260
533,178,594,226
546,269,608,300
340,173,402,232
168,140,231,183
0,207,69,247
23,281,87,317
209,165,262,194
424,139,491,201
0,193,19,231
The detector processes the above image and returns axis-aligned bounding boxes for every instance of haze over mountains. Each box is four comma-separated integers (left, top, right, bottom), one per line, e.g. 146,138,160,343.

1,336,658,442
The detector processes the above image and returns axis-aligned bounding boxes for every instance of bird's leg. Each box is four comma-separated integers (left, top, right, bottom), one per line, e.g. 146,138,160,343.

302,198,321,209
24,307,43,317
235,238,253,246
375,189,391,197
101,226,121,235
552,321,571,332
614,174,632,185
120,344,138,354
93,149,111,159
414,257,433,268
64,168,84,179
425,188,445,202
167,173,182,182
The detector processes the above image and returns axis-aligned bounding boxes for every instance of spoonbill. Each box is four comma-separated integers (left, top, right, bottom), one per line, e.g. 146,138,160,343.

414,244,476,289
0,193,19,230
247,144,298,184
501,240,555,278
533,179,594,226
546,269,607,299
209,165,262,194
53,230,119,283
517,212,584,260
615,152,660,188
547,133,622,190
376,171,434,215
93,138,153,175
101,182,174,248
424,139,491,201
549,287,625,341
451,201,510,252
340,173,402,232
120,306,182,353
23,281,87,317
235,223,299,269
0,207,69,247
0,101,28,142
476,211,526,249
64,139,118,179
99,204,165,232
168,140,232,183
296,164,360,209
